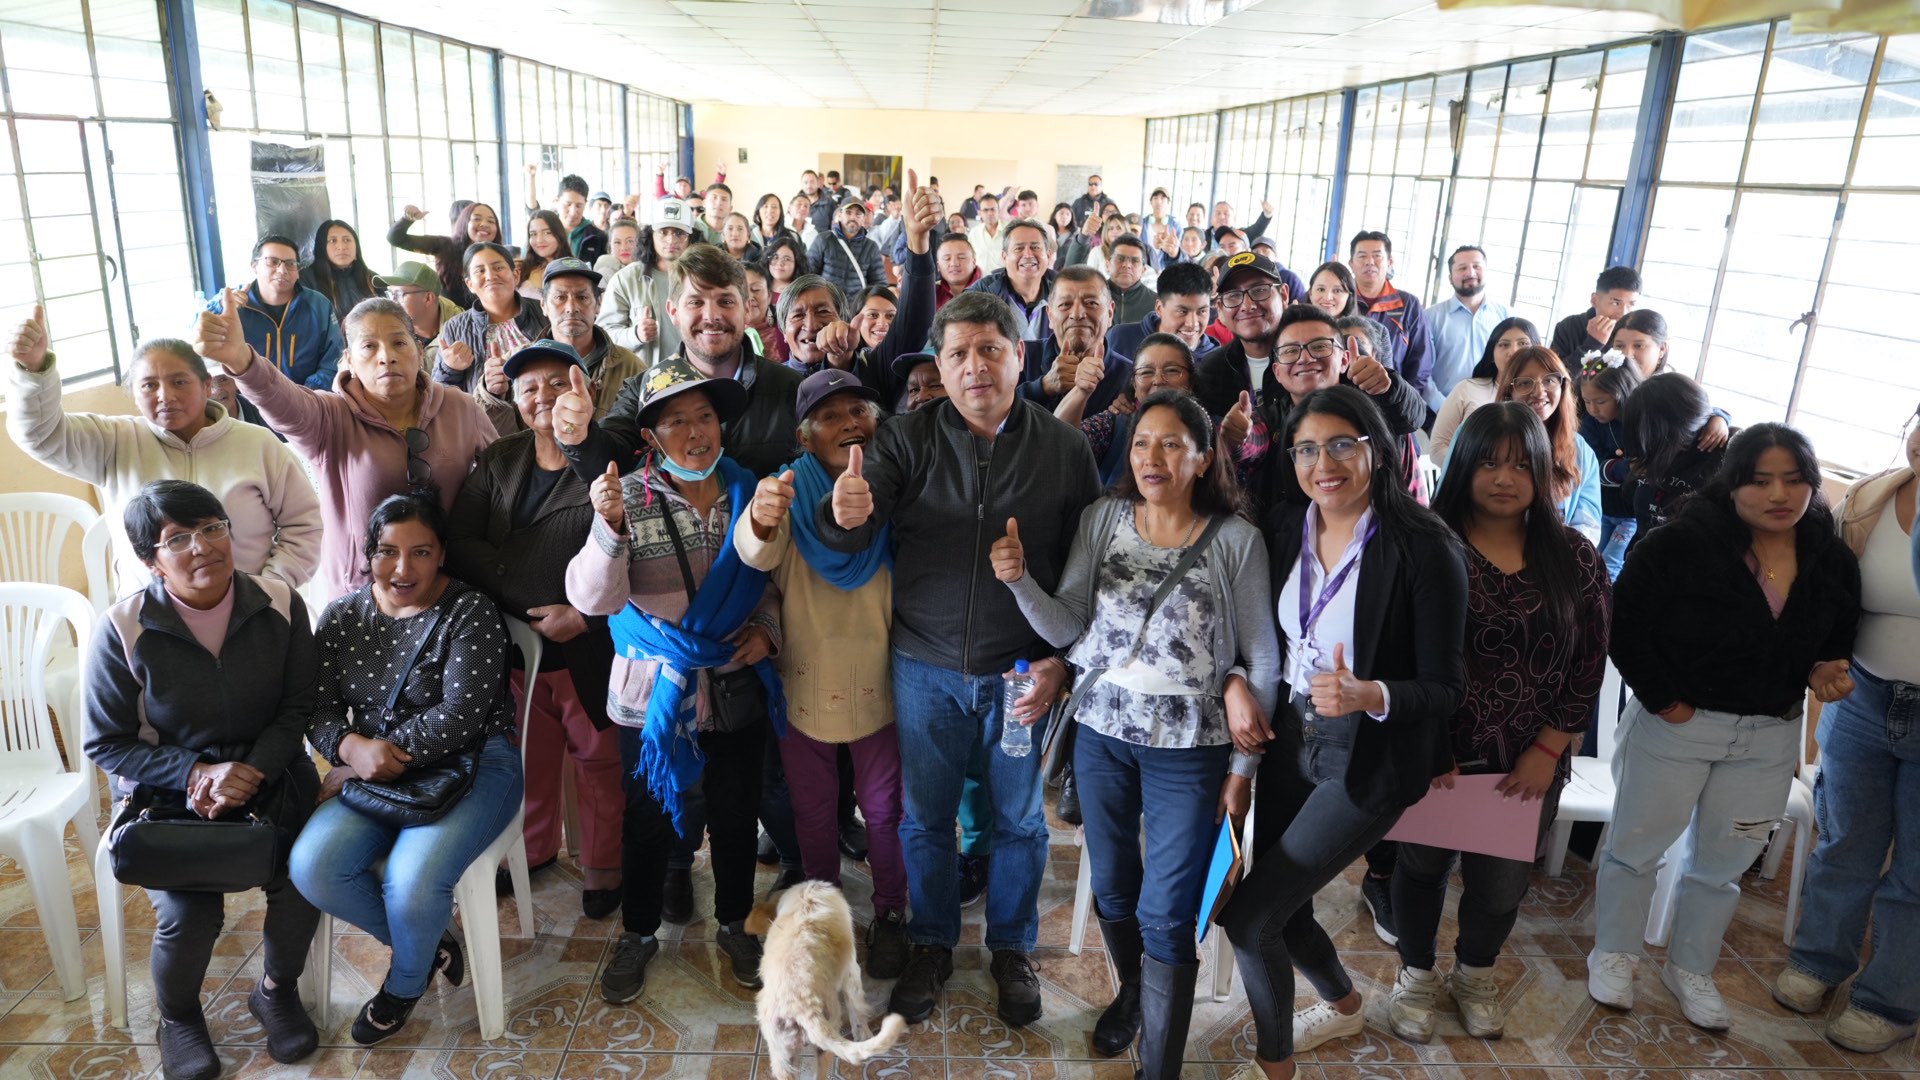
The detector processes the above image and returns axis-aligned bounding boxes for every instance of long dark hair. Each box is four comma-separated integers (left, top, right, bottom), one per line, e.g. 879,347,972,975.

1496,345,1580,504
1685,422,1835,543
1622,371,1713,484
451,202,497,253
1277,384,1457,549
1307,261,1359,319
1109,389,1246,520
759,233,811,288
1607,308,1670,373
1471,316,1541,381
1432,402,1582,633
753,193,786,237
303,219,379,313
520,209,572,286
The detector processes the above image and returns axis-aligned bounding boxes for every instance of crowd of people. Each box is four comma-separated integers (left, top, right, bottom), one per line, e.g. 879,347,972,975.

5,160,1917,1080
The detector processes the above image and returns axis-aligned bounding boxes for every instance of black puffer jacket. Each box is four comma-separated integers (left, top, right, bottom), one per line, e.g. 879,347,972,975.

561,344,803,481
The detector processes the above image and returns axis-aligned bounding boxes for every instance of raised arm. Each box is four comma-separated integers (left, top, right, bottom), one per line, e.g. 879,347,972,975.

6,307,122,485
257,442,323,588
1001,504,1106,649
195,287,337,448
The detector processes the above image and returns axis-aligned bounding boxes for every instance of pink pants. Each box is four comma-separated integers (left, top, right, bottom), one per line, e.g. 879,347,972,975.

511,668,624,872
778,724,907,913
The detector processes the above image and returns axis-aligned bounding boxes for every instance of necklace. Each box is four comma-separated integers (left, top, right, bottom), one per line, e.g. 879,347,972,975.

1750,545,1782,581
1140,507,1202,548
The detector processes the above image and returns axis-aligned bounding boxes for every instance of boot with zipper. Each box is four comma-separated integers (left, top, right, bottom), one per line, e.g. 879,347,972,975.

1092,915,1144,1056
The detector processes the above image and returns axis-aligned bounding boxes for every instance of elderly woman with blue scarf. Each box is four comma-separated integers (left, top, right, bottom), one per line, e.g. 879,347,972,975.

566,357,786,1005
735,369,909,980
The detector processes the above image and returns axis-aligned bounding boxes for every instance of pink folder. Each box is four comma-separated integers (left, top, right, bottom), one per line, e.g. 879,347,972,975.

1384,773,1544,861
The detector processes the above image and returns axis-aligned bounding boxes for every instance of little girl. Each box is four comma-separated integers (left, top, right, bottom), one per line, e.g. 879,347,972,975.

1577,351,1643,578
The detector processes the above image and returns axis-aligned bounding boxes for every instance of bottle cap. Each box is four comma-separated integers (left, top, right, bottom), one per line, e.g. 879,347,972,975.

1014,659,1030,675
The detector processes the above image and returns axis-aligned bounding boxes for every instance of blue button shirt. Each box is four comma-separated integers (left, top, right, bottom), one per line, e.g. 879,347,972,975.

1424,294,1512,414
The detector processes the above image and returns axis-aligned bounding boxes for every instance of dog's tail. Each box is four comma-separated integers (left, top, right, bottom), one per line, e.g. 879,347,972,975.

805,1012,908,1064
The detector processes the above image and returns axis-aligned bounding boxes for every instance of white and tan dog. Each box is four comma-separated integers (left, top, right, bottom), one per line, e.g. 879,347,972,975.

746,881,908,1080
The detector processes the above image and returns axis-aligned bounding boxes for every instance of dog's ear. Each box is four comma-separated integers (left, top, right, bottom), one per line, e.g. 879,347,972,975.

744,898,778,937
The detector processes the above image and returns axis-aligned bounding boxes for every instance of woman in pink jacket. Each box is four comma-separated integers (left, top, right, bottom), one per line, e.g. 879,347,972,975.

192,290,496,601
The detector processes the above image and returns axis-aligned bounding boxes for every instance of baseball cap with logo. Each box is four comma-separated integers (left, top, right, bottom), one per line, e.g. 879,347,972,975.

1218,250,1285,290
653,198,694,234
540,256,601,289
795,368,883,422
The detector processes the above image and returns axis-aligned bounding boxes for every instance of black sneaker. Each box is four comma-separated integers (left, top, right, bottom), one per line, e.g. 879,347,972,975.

887,945,954,1024
756,831,780,866
247,978,319,1063
1361,873,1398,946
583,887,621,920
768,864,806,896
718,924,764,989
839,819,870,862
1057,768,1082,826
662,866,694,924
156,1016,220,1080
957,852,989,909
601,932,659,1005
866,908,910,980
435,930,466,987
350,987,420,1046
990,949,1042,1027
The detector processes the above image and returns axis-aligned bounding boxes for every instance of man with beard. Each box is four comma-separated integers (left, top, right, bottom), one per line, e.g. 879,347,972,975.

808,198,885,302
472,258,642,436
1022,267,1130,415
1349,231,1432,410
967,219,1056,346
1424,245,1511,415
1107,261,1217,363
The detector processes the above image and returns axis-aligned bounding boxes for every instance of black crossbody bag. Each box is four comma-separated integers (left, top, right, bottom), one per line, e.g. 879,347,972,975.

337,607,483,828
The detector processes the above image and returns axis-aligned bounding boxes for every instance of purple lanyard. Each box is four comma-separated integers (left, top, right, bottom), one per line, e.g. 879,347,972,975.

1299,514,1377,641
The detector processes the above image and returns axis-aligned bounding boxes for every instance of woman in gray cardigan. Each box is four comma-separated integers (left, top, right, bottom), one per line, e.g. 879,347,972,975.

990,389,1281,1080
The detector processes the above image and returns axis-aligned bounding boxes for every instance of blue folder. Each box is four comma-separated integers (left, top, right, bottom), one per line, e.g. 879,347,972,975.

1198,817,1243,942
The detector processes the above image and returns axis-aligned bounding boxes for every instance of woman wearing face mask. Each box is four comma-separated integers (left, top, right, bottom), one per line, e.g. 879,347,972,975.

519,209,573,298
7,312,321,595
300,220,381,331
1773,403,1920,1054
390,202,501,308
1593,424,1860,1032
290,494,523,1046
566,360,783,1001
191,295,497,601
994,389,1279,1078
1220,386,1466,1080
436,242,551,392
1056,334,1197,486
1427,317,1538,461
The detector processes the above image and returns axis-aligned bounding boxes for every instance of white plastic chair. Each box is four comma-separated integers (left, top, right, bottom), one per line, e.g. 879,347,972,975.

80,517,115,613
0,493,100,589
1545,659,1625,877
308,614,539,1039
0,583,101,1001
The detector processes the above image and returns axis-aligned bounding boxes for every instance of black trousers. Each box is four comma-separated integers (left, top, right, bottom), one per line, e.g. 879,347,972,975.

619,721,767,934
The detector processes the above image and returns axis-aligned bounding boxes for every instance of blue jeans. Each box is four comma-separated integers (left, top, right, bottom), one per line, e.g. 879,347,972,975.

891,650,1049,952
290,735,525,998
1600,515,1637,580
1075,727,1229,965
1789,664,1920,1026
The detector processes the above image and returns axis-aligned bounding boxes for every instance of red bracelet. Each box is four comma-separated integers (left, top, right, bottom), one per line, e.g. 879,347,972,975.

1529,743,1563,761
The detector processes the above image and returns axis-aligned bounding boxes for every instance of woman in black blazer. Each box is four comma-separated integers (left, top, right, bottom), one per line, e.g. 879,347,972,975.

1220,385,1468,1080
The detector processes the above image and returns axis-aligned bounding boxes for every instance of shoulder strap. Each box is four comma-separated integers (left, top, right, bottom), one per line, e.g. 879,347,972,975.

833,235,868,289
384,606,445,711
656,500,699,606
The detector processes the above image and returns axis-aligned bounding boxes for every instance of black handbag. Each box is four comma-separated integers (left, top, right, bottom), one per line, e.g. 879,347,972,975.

660,503,769,734
109,788,279,893
337,607,483,828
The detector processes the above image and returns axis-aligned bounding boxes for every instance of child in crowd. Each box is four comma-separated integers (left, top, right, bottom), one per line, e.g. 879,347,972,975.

1577,350,1644,577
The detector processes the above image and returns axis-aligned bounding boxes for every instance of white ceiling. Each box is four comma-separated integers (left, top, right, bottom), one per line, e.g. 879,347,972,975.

333,0,1672,116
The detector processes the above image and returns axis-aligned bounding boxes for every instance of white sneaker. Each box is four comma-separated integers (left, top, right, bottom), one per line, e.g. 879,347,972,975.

1292,998,1365,1053
1586,949,1639,1009
1661,962,1731,1031
1826,1004,1917,1054
1449,963,1505,1038
1771,966,1830,1015
1386,967,1441,1043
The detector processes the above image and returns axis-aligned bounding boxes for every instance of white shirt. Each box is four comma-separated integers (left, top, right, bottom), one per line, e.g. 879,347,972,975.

1276,505,1391,719
1856,504,1920,683
969,221,1005,273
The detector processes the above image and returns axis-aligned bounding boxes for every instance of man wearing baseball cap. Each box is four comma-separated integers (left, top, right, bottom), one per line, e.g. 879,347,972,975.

600,198,694,366
383,260,462,353
474,257,643,437
589,191,615,234
733,369,912,980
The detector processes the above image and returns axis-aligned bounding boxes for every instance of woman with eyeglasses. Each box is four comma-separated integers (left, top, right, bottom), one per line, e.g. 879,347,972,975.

1439,345,1602,543
1220,385,1467,1080
193,294,497,601
1056,333,1197,486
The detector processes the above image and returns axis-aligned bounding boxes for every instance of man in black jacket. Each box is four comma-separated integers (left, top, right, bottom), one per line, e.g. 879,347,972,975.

815,290,1100,1029
552,243,801,480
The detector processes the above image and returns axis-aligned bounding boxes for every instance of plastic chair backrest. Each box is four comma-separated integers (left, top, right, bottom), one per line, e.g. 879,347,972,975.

1594,658,1625,761
0,493,100,591
0,584,97,779
501,616,543,774
80,518,115,614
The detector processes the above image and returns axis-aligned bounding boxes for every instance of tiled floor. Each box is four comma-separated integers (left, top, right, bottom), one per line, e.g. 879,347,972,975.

0,789,1912,1080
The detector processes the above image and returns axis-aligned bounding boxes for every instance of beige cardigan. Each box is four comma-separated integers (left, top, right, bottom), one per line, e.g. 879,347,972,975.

734,513,894,743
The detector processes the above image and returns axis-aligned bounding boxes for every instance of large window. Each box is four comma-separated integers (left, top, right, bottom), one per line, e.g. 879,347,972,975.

0,0,193,393
1641,24,1919,472
1141,113,1218,226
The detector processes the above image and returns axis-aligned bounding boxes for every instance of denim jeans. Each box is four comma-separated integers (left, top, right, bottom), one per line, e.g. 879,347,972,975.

1788,664,1920,1025
1600,515,1637,580
1221,708,1403,1062
891,650,1049,952
1594,701,1799,975
1075,727,1230,965
289,735,525,998
618,720,766,935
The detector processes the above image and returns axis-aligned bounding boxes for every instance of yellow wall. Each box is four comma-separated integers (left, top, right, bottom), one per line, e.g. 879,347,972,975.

691,105,1146,221
2,382,127,592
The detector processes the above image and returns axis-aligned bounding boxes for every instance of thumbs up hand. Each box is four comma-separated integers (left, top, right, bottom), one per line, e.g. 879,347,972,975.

192,287,256,373
638,305,658,345
553,364,594,444
591,461,626,530
481,341,509,396
751,469,797,538
990,518,1026,583
831,443,873,529
1221,389,1253,449
8,303,50,372
441,340,476,372
1309,643,1383,717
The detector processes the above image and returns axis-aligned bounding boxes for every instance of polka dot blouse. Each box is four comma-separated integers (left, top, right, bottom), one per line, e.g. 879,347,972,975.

308,577,515,766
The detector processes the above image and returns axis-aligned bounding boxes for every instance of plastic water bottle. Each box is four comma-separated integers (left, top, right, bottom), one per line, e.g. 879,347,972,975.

1001,659,1034,758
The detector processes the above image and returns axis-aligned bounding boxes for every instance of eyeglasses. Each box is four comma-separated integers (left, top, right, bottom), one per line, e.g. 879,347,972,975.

159,519,232,554
1511,374,1568,395
1134,364,1192,382
1275,338,1341,365
255,256,297,272
1218,283,1277,310
404,426,434,492
1287,435,1371,467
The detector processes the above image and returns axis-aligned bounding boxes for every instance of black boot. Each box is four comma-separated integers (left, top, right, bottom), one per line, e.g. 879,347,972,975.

1092,916,1144,1057
1135,956,1199,1080
1057,766,1082,826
